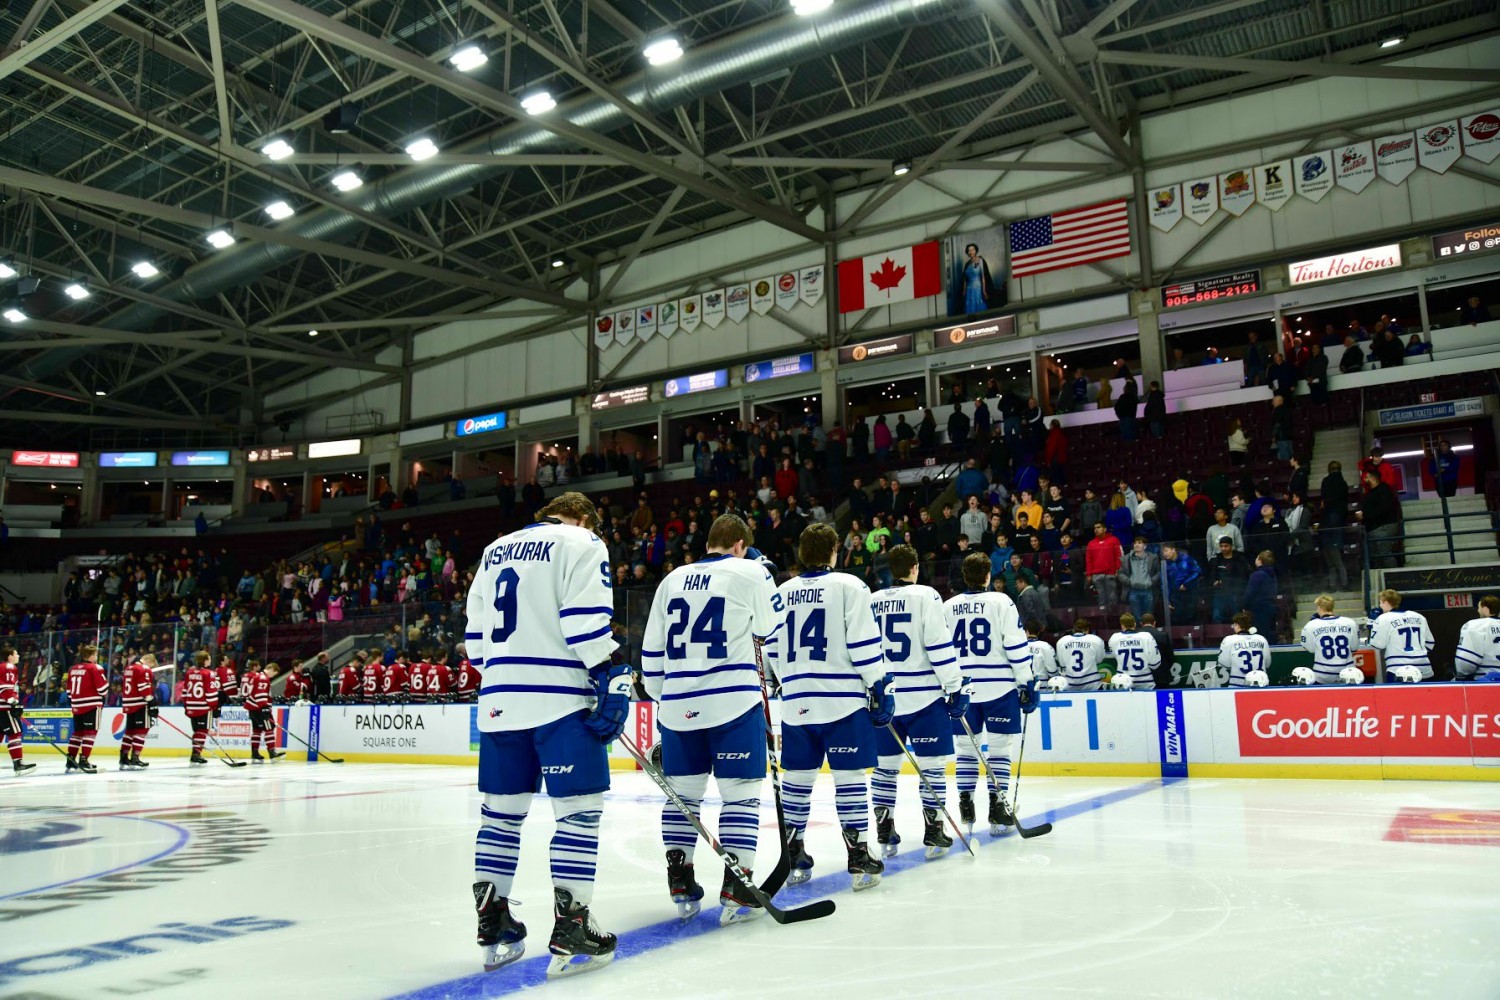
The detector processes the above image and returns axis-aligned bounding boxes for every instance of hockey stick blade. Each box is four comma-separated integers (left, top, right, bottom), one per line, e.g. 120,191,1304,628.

273,719,343,763
957,716,1050,839
156,713,247,766
1010,705,1051,839
1017,820,1053,839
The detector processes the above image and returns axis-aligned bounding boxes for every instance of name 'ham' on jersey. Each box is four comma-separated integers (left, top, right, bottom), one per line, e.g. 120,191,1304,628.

1218,631,1272,687
1456,616,1500,679
642,553,782,733
1370,609,1435,679
763,569,883,726
1107,630,1161,689
869,583,959,717
68,661,108,713
1299,614,1359,684
468,519,618,733
1055,632,1107,691
942,591,1033,702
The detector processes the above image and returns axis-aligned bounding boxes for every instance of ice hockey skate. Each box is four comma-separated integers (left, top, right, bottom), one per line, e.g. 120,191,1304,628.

785,825,814,886
843,827,884,891
547,886,616,978
874,805,901,858
989,792,1015,836
958,790,976,828
473,881,525,972
666,848,703,921
718,855,764,925
12,760,35,775
922,808,952,859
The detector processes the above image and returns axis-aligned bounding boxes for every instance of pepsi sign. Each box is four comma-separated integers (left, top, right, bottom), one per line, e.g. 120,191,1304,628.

455,411,507,437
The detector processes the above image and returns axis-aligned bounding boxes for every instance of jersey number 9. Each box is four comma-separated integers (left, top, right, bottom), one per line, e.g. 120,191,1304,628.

490,567,521,643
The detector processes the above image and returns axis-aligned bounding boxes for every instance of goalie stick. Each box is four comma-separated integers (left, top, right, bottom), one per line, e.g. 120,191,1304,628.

618,733,835,926
957,715,1052,840
156,714,247,768
883,722,977,857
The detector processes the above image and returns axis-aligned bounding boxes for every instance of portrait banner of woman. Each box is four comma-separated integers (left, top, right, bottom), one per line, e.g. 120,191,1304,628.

946,227,1006,317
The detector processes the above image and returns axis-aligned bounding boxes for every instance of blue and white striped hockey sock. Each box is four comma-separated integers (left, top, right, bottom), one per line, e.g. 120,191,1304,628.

550,794,603,906
662,773,709,863
955,751,980,795
831,769,870,834
871,760,901,811
781,769,817,836
915,756,948,811
475,793,530,898
717,777,762,871
988,732,1019,796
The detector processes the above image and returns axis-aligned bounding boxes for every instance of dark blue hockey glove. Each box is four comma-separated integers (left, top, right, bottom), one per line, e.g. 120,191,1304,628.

945,684,970,720
1017,680,1040,715
583,665,633,741
867,675,895,727
746,546,778,576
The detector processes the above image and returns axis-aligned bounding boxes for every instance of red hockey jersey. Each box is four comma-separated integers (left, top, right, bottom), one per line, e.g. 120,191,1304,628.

338,663,362,697
382,662,409,697
0,657,20,706
360,661,383,698
283,670,313,701
456,659,481,699
68,661,108,714
182,666,221,717
122,661,155,711
217,663,241,700
241,670,271,711
425,662,453,698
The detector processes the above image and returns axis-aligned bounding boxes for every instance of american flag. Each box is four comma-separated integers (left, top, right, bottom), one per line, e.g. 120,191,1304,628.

1008,200,1132,278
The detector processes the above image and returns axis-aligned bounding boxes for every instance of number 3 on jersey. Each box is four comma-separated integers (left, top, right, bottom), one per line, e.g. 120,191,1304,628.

666,596,728,659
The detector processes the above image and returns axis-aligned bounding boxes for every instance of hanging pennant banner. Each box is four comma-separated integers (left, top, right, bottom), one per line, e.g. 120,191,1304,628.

1375,132,1417,186
750,277,774,315
1183,177,1218,225
1461,109,1500,164
1333,140,1376,193
678,293,702,333
1254,160,1294,211
636,304,657,341
1294,151,1334,202
615,309,634,341
1416,120,1462,174
799,265,825,306
725,283,750,323
1218,167,1254,216
657,300,679,339
593,314,616,350
774,271,799,311
1147,183,1182,232
701,288,726,328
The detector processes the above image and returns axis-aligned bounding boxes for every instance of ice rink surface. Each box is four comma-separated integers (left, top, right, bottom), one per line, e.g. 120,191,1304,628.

3,759,1499,1000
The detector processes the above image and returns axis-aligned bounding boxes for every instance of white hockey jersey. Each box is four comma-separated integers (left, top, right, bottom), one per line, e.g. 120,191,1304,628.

870,583,960,716
641,553,783,733
468,519,619,732
1456,616,1500,679
1218,631,1272,687
1028,639,1058,683
942,591,1033,703
1299,614,1358,684
1370,609,1435,680
764,570,884,726
1107,630,1160,690
1054,632,1107,691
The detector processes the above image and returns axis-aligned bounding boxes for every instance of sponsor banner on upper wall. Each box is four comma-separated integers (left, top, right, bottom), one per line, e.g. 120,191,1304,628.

307,439,361,459
99,451,158,468
1377,396,1485,427
171,450,230,466
933,315,1017,351
455,411,507,437
591,385,651,411
662,369,729,398
1287,243,1402,286
247,446,296,462
1431,220,1500,260
1160,269,1262,309
743,352,815,384
836,334,914,365
10,450,79,467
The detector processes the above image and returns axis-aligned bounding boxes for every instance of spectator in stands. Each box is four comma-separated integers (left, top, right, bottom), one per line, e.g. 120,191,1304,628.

1359,448,1400,493
864,513,892,555
872,414,893,464
1113,377,1139,441
1044,485,1071,536
1371,326,1404,368
1303,342,1330,403
774,458,799,504
1285,491,1314,578
1426,438,1461,498
1287,456,1310,501
1119,537,1160,621
959,495,987,545
1358,469,1401,568
916,408,937,452
1319,461,1350,590
1227,416,1250,467
1014,490,1043,537
1160,541,1202,625
1014,457,1041,499
1246,495,1287,555
893,413,915,460
798,458,819,501
1104,493,1133,553
1041,419,1067,482
1141,381,1167,440
1209,536,1251,623
1207,507,1243,553
1244,551,1279,640
1338,334,1365,374
870,533,894,589
1015,572,1049,632
947,403,970,452
1404,333,1430,358
1270,395,1294,461
1086,522,1123,607
972,397,992,444
629,495,654,535
1461,294,1490,326
1243,330,1266,386
849,416,869,462
1075,488,1103,536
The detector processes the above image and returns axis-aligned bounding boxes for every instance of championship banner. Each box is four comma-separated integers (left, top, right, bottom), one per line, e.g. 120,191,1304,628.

1254,159,1293,211
1294,150,1334,202
1417,120,1462,174
1333,140,1375,193
636,304,657,340
678,293,701,333
1183,176,1218,224
750,277,774,315
774,271,799,311
725,283,750,323
1218,167,1254,216
1375,131,1417,185
1148,183,1182,232
701,288,726,328
799,265,825,306
1461,109,1500,163
593,314,616,350
657,300,679,338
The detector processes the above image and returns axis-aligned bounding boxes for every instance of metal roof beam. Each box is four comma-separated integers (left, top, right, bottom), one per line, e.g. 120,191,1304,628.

0,0,133,81
1095,48,1500,85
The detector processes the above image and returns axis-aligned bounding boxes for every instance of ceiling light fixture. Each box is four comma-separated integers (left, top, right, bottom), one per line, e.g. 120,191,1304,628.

131,261,160,279
265,200,295,221
892,159,911,176
1379,27,1407,48
206,228,235,249
2,306,25,323
0,261,15,279
521,90,557,115
405,136,439,161
308,329,319,337
551,258,566,269
331,168,364,192
95,389,107,396
64,281,90,300
449,43,488,72
643,35,683,65
261,136,294,161
792,0,834,15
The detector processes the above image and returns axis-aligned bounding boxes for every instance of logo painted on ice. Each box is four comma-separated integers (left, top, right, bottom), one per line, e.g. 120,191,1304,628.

0,917,294,986
0,821,99,854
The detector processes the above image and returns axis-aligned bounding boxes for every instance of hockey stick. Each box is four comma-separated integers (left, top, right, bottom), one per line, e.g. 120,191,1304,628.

751,636,795,898
1008,706,1052,839
618,733,835,926
18,716,70,757
958,716,1051,840
271,717,343,763
883,723,977,857
156,713,247,768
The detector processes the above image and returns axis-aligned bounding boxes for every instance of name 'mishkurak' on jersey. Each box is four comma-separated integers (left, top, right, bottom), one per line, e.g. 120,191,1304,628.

467,520,618,732
764,569,885,726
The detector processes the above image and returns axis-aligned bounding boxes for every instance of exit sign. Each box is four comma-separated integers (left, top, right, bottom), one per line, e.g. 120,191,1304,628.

1420,392,1437,403
1445,593,1473,608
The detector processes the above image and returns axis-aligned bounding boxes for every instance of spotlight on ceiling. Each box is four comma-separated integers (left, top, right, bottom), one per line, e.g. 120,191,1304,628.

1379,26,1407,48
308,329,319,337
331,168,364,192
0,260,16,279
265,200,295,221
95,389,107,396
261,136,294,161
405,136,439,162
131,261,160,279
892,159,911,176
205,228,235,249
520,90,557,115
2,306,25,323
551,258,566,269
449,43,488,72
64,281,90,300
643,35,683,66
792,0,834,14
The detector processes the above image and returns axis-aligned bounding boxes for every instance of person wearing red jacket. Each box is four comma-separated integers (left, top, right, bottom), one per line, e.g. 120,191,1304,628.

66,644,108,773
408,654,432,704
455,646,481,702
282,659,313,702
182,650,221,764
1085,522,1124,607
338,654,364,701
426,653,454,702
120,653,157,770
240,662,284,763
382,653,410,702
1359,448,1402,494
217,655,241,705
1,644,34,774
360,654,384,702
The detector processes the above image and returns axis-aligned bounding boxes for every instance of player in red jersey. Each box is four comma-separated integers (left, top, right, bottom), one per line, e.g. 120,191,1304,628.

283,659,314,702
361,652,384,702
66,643,108,773
382,652,410,702
1,644,35,774
338,653,364,701
409,652,431,703
455,643,481,702
119,653,157,770
217,654,241,705
241,661,284,763
182,650,221,764
426,652,454,702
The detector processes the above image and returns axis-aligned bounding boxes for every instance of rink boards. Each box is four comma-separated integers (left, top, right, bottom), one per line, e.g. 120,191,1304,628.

24,686,1500,780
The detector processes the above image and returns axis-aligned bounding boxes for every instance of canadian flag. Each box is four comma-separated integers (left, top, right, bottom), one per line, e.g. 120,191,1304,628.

836,241,941,314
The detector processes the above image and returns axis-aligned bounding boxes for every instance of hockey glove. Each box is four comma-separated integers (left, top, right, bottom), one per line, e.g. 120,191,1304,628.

212,706,222,720
867,675,895,727
746,546,778,576
1017,680,1040,715
583,665,633,742
945,685,971,720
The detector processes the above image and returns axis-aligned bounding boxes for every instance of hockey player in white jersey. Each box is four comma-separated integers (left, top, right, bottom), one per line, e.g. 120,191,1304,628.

1026,619,1058,691
1106,613,1161,690
1456,595,1500,681
465,492,627,978
1218,613,1272,687
1298,594,1360,685
1370,588,1436,681
869,544,967,860
943,553,1036,834
1054,619,1107,691
762,523,891,891
641,514,784,925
